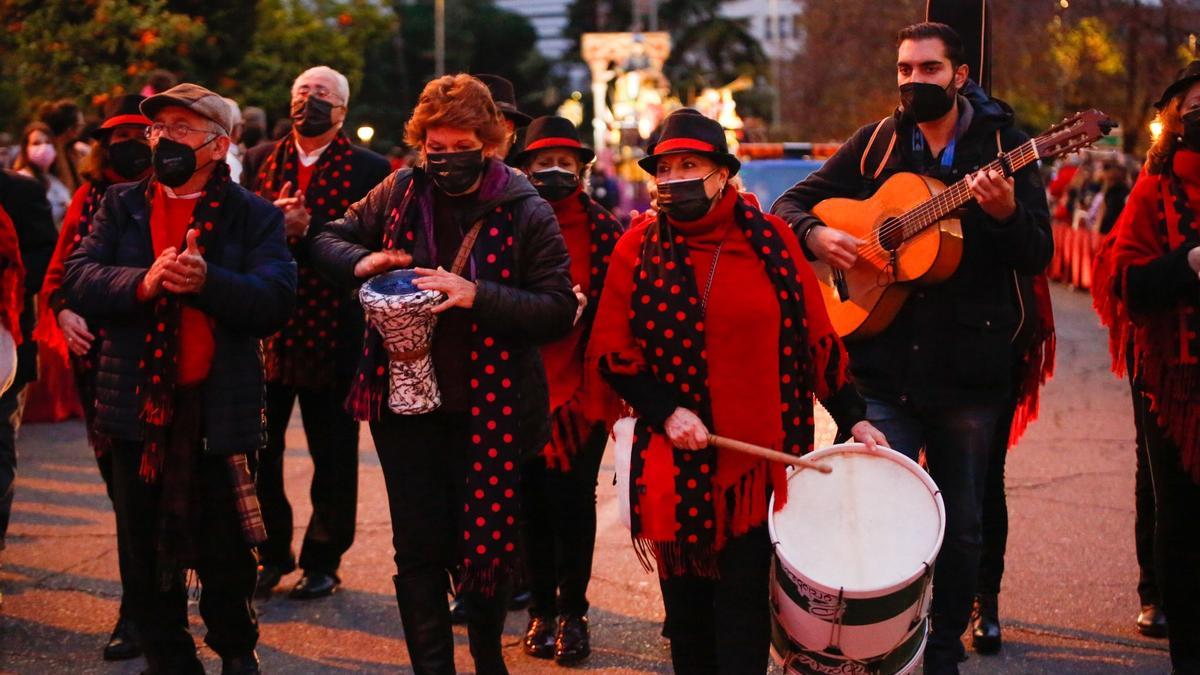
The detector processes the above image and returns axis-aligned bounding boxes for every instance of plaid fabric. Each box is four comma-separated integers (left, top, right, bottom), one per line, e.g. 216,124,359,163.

226,454,266,546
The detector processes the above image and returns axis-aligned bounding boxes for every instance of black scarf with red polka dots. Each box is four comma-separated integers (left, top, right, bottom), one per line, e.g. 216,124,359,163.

254,132,355,388
139,162,231,483
346,164,522,594
627,198,825,577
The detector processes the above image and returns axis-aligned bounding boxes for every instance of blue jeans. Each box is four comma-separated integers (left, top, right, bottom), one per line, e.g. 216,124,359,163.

864,396,1004,669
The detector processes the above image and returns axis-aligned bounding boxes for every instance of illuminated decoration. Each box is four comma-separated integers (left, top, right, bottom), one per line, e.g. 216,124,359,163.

356,125,375,143
1149,119,1164,142
557,91,585,127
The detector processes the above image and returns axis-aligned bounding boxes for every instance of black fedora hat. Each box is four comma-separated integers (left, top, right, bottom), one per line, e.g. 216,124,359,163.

638,109,740,177
1156,60,1200,109
96,94,151,138
475,74,533,127
513,116,595,166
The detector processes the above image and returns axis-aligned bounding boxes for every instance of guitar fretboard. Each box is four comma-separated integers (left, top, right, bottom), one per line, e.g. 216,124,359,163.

894,139,1040,241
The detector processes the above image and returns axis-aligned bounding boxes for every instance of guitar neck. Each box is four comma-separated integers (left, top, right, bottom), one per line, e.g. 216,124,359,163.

897,138,1039,241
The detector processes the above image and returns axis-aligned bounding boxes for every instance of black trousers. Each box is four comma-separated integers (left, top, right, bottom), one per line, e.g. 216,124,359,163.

258,381,359,575
370,410,512,674
0,384,25,549
110,443,258,664
1136,390,1200,671
1129,367,1160,607
95,450,133,620
519,424,606,619
976,406,1012,596
659,525,773,675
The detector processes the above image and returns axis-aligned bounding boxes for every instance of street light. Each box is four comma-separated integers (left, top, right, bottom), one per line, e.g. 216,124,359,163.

357,125,375,144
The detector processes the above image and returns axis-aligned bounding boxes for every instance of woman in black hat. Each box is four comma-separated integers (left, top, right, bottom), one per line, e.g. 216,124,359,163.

36,94,152,662
513,116,622,664
1093,61,1200,673
588,109,886,673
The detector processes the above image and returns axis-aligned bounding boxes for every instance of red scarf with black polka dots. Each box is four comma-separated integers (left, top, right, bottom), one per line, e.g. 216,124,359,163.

621,196,849,578
346,163,522,594
254,132,354,388
139,162,231,483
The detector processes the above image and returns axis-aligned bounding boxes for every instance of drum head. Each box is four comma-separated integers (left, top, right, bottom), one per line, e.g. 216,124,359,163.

365,268,421,296
770,444,943,593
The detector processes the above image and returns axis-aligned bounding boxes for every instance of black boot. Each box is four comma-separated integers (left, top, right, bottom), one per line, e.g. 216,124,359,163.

522,615,555,659
393,574,455,675
971,593,1002,654
463,587,512,675
103,615,142,661
1136,604,1168,638
554,615,591,664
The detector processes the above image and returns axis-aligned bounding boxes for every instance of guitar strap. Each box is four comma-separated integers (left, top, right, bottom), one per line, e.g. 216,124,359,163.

859,117,898,181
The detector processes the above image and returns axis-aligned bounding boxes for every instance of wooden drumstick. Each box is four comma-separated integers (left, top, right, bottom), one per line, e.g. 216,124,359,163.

708,434,833,474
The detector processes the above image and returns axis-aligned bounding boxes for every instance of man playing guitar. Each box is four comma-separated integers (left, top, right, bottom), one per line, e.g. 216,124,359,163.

772,22,1052,675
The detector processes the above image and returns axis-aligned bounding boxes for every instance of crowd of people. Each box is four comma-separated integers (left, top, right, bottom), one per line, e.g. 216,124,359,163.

0,18,1196,675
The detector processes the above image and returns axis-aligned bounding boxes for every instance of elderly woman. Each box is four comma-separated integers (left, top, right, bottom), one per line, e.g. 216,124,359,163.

1093,62,1200,673
512,116,622,664
311,74,575,675
588,110,886,674
36,94,152,662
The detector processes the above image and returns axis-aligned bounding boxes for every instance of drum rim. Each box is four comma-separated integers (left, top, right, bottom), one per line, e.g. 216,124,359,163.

767,442,947,598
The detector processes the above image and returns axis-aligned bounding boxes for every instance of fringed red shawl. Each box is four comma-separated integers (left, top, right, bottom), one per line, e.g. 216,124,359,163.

1093,149,1200,483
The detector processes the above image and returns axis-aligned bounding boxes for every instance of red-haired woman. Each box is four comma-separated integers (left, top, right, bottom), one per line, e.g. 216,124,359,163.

512,116,622,664
312,74,576,675
1093,62,1200,673
588,109,886,673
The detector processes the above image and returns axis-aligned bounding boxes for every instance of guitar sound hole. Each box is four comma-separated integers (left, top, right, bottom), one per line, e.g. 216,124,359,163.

877,217,904,252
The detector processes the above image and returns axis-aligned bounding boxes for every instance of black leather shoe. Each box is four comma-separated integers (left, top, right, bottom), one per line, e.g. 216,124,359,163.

449,596,468,625
254,563,287,599
103,615,142,661
289,571,340,600
522,616,555,659
971,593,1002,654
555,615,591,664
221,650,260,675
1136,604,1168,638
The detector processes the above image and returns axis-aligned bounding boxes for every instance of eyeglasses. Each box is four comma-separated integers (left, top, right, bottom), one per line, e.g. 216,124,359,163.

145,122,216,142
294,84,344,105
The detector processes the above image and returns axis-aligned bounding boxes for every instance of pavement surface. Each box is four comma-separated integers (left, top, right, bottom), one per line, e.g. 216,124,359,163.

0,285,1176,673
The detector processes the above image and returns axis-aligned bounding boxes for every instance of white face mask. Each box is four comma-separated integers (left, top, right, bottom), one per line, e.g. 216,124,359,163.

27,143,56,171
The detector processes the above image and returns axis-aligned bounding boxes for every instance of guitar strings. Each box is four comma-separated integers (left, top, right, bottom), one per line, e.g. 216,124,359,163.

849,142,1039,266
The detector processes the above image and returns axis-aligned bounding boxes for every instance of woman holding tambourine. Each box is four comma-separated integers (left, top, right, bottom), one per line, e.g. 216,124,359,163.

587,109,887,674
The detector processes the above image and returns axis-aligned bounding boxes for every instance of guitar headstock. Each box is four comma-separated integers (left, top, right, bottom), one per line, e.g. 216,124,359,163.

1034,110,1118,159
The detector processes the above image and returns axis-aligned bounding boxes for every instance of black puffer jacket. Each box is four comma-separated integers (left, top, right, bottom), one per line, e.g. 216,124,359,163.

772,84,1052,407
63,176,297,455
311,162,575,454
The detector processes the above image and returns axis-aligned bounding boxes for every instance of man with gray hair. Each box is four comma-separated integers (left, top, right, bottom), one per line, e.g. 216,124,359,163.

242,65,390,602
63,82,297,675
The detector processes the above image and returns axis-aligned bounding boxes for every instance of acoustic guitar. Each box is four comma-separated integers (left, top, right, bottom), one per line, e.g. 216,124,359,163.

811,109,1116,339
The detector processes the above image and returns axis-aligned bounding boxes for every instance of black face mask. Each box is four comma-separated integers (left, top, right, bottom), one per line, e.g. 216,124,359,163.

657,168,720,222
108,140,152,180
531,167,579,202
426,149,486,195
900,81,958,123
291,96,337,137
1182,109,1200,151
153,136,215,188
